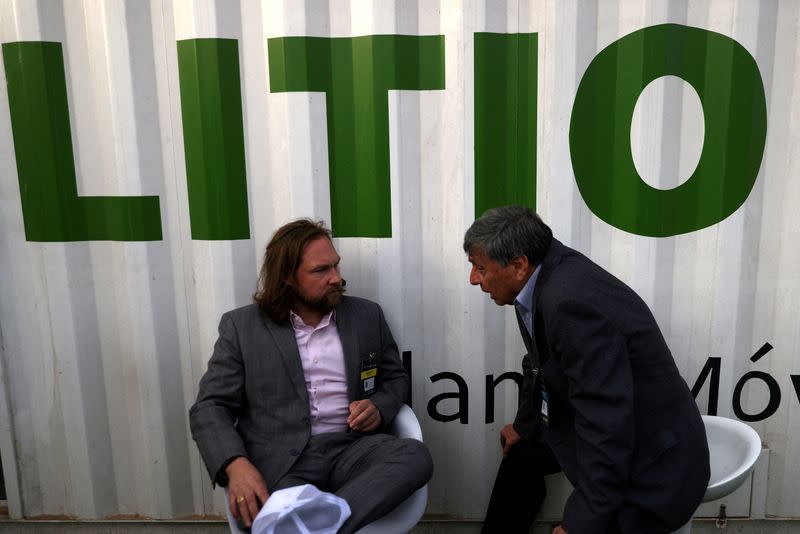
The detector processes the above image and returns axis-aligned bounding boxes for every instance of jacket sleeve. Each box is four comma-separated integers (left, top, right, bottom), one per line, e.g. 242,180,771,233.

367,304,408,430
188,313,249,485
550,298,635,534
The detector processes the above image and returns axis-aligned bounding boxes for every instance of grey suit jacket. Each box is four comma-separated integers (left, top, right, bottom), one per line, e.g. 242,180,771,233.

189,296,408,489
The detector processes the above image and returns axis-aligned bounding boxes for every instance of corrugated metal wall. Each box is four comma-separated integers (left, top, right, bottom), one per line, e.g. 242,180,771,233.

0,0,798,521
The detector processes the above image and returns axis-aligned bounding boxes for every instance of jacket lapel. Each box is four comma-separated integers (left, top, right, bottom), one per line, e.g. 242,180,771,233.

528,239,567,367
264,318,309,406
335,302,361,401
515,308,533,354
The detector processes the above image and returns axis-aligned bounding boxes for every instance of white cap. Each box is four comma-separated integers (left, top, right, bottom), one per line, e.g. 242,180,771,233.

251,484,351,534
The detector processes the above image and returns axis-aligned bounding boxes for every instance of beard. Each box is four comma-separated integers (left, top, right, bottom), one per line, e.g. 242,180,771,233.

295,284,346,313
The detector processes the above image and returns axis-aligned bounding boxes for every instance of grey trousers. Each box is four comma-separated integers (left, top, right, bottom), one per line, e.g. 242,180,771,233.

271,432,433,534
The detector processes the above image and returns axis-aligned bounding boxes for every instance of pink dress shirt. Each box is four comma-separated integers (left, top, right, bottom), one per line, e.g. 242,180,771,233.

290,310,350,435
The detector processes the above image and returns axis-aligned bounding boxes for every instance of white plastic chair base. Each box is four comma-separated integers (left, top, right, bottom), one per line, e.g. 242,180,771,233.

669,415,761,534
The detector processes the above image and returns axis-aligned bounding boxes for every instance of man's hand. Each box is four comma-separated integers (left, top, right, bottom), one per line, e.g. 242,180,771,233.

226,457,269,528
500,424,521,458
347,399,382,432
553,525,567,534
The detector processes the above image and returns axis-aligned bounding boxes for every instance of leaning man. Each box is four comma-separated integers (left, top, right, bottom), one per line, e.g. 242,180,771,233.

465,205,709,534
190,219,432,532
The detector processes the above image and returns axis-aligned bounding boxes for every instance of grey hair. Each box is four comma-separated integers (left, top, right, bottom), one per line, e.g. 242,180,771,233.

463,205,553,266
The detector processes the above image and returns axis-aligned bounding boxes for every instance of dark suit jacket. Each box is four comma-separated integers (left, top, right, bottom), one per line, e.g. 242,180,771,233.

189,296,408,489
514,239,710,534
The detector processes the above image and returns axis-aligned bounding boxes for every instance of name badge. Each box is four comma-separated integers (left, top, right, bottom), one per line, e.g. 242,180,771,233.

360,352,378,396
540,383,550,427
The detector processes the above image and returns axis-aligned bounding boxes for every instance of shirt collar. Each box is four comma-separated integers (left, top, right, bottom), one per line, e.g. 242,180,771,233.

289,309,336,329
514,264,541,312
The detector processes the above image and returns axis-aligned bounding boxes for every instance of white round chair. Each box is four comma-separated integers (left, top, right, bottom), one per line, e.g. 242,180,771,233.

670,415,762,534
223,404,428,534
354,404,428,534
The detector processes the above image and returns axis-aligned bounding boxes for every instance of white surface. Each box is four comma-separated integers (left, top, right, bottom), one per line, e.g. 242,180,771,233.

0,0,797,521
701,416,762,503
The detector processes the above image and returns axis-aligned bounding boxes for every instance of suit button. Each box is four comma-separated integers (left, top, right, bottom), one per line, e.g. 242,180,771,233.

289,449,300,456
302,416,310,423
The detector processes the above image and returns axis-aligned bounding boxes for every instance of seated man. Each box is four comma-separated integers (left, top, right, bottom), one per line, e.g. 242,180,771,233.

189,219,432,533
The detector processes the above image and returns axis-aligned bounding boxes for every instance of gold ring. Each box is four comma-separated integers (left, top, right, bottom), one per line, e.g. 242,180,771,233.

236,496,246,504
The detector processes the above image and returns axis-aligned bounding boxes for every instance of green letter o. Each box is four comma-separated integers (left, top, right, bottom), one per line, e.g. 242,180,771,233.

569,24,767,237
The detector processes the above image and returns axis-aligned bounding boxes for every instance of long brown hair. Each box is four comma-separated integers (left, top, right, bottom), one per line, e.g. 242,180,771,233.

253,219,332,324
